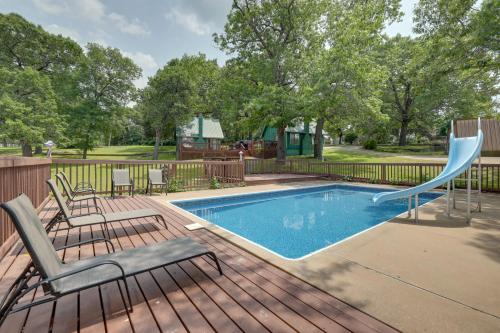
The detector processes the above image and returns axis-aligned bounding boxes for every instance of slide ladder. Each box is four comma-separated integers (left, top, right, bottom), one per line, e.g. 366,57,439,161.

373,118,484,223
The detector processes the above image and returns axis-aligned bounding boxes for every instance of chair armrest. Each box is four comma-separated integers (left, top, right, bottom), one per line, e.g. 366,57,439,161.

44,260,126,284
55,237,115,253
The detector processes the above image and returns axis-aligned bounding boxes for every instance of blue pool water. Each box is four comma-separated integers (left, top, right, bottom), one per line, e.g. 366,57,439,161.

172,185,442,259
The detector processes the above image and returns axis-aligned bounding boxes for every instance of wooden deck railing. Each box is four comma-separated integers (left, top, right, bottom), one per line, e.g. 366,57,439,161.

0,157,51,258
52,159,245,194
245,159,500,192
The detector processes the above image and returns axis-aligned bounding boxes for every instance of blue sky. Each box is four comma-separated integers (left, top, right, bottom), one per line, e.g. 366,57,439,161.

0,0,417,88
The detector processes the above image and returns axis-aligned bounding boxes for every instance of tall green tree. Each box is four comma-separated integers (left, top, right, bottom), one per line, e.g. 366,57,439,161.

0,13,82,154
69,43,141,158
0,67,62,156
140,60,193,159
301,0,399,158
215,0,320,161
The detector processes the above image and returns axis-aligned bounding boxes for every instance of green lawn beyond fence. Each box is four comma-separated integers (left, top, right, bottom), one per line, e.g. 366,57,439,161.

52,159,244,194
245,159,500,192
51,158,500,194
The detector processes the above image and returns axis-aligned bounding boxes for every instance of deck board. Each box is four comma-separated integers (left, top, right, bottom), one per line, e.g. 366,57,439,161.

0,196,399,333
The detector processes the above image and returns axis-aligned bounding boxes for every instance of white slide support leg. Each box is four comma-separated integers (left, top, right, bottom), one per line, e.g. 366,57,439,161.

408,195,412,217
415,194,419,223
467,166,472,223
446,181,451,216
478,155,482,212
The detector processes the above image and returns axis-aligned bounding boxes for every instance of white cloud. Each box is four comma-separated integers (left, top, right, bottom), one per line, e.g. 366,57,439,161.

45,24,81,42
76,0,106,20
33,0,105,20
108,12,150,35
165,8,212,35
33,0,67,14
122,51,158,70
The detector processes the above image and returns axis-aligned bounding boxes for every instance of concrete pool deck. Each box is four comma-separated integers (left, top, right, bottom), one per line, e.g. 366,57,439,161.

153,181,500,332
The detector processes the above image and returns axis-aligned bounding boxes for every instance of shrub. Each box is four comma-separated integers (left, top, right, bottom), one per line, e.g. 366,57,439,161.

363,139,377,150
345,132,358,145
209,177,221,189
167,179,183,192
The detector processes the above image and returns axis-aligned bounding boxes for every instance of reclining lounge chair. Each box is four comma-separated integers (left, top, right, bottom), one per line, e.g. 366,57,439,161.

47,179,168,236
58,171,95,195
55,173,102,209
0,194,222,326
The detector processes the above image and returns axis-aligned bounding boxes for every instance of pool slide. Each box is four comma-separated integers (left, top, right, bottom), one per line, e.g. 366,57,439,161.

372,118,484,222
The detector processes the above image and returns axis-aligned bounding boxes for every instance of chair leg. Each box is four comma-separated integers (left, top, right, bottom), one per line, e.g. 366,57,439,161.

117,278,134,313
207,252,223,275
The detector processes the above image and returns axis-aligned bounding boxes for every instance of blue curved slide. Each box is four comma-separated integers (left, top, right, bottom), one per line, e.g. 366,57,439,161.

373,121,484,204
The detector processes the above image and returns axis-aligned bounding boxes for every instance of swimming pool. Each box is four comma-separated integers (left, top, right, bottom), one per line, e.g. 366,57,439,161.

172,184,442,260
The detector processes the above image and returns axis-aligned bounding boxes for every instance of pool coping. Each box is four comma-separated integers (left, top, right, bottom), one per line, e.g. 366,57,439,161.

163,181,445,262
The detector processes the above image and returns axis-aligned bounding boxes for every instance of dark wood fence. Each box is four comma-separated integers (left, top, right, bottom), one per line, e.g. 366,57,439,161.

245,159,500,192
52,159,245,194
0,157,51,258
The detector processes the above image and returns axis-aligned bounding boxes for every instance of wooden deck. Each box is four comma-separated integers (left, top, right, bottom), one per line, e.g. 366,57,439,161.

0,196,397,333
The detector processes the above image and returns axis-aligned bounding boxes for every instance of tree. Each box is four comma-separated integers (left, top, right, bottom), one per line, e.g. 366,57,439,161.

0,13,82,74
140,60,193,160
215,0,319,161
0,13,82,153
300,0,400,158
0,67,62,156
69,43,141,158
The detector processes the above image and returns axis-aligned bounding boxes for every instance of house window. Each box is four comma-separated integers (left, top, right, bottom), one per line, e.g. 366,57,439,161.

290,133,300,145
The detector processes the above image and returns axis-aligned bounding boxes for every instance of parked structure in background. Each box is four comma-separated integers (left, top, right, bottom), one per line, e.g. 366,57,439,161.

257,121,325,157
176,114,226,160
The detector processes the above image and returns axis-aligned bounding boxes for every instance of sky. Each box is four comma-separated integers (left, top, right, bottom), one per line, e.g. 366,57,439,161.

0,0,417,89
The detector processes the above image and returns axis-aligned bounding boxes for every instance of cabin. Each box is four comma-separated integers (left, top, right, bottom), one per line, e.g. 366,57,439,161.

258,121,325,157
176,115,225,160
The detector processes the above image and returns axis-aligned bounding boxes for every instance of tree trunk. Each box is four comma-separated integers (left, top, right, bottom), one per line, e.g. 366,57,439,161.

276,126,286,162
314,118,324,159
153,128,161,160
398,119,409,146
82,134,89,159
34,146,42,154
21,142,32,157
338,129,343,145
108,132,112,146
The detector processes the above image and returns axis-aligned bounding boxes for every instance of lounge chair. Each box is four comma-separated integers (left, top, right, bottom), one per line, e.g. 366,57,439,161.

0,194,222,326
59,171,95,195
112,169,134,198
55,173,102,209
146,169,168,196
47,179,167,236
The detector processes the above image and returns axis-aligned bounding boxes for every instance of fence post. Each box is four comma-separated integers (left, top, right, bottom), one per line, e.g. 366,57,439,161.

419,165,423,184
381,164,386,182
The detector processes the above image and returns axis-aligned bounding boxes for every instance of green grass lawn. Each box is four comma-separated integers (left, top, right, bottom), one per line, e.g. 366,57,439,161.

319,146,444,163
0,145,176,160
375,144,446,156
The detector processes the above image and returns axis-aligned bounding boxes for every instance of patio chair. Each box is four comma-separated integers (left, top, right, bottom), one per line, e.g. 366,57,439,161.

146,169,168,196
55,173,102,210
112,169,134,198
0,194,222,326
47,179,167,237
